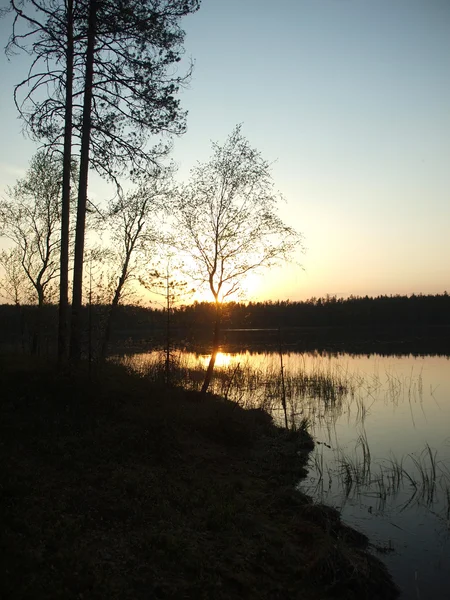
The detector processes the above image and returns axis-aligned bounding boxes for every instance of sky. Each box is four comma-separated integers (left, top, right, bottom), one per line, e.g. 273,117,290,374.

0,0,449,302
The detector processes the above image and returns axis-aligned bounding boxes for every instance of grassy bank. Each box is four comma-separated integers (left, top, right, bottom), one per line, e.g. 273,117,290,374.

0,355,398,599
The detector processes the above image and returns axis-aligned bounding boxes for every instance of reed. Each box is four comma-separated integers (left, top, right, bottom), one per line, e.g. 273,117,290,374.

304,436,450,529
115,350,449,522
113,351,355,431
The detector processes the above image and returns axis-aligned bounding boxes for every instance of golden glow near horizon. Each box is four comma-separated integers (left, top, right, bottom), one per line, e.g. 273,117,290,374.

1,1,450,301
189,271,263,304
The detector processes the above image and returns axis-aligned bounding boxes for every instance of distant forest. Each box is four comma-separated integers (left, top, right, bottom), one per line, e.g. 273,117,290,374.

170,293,450,329
1,294,449,355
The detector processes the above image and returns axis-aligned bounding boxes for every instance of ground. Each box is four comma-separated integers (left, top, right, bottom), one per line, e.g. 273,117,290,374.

0,355,398,599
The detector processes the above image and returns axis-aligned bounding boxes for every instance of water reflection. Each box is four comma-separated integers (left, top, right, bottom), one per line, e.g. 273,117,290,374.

201,351,233,369
115,349,450,599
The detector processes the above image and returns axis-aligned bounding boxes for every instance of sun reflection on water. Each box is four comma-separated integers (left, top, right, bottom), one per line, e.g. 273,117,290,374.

201,351,233,368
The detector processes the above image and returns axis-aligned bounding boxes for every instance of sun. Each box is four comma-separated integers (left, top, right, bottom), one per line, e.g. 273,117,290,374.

191,287,213,303
239,272,262,300
191,272,263,304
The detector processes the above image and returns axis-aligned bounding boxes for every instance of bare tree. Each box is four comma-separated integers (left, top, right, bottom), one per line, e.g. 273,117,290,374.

173,126,304,393
139,249,193,384
0,247,32,305
0,247,33,351
1,152,63,307
0,151,71,352
99,173,173,358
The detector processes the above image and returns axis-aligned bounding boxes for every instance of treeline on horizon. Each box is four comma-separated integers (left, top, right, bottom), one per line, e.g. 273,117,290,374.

1,293,449,343
175,293,450,329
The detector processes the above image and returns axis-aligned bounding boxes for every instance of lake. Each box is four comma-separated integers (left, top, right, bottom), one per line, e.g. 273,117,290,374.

115,345,450,599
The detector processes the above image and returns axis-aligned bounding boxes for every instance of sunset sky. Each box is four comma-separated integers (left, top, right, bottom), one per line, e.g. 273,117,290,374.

1,0,449,302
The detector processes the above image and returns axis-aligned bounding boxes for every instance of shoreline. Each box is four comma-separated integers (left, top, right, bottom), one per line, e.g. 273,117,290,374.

1,355,398,599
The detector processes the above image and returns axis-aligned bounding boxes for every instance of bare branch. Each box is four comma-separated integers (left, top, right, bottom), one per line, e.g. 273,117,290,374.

173,126,304,303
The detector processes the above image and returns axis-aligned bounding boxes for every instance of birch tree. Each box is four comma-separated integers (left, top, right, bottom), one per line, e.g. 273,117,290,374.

0,152,73,351
99,173,172,358
173,126,304,393
0,247,32,306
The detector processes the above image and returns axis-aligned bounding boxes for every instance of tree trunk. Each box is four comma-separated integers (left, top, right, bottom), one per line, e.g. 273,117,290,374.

19,304,25,352
100,256,130,359
278,327,288,429
70,0,97,361
201,302,221,395
32,291,45,355
57,0,74,365
165,275,170,385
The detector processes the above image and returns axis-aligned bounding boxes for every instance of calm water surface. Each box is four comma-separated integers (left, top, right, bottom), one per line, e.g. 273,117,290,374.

120,349,450,599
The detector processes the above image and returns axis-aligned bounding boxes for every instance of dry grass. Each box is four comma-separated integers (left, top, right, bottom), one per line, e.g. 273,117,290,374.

115,352,353,428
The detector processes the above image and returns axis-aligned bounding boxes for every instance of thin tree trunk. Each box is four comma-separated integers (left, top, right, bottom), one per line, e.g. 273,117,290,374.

32,292,44,355
278,327,288,429
70,0,97,361
201,302,221,395
19,304,25,352
100,257,130,359
165,272,170,385
88,258,97,377
57,0,74,365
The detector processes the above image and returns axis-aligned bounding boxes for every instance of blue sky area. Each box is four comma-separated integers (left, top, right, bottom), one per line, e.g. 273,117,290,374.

1,0,449,301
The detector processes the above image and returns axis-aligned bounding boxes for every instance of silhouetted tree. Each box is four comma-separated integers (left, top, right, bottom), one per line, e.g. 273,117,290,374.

173,126,303,393
140,250,193,384
0,247,31,305
4,0,76,360
99,173,173,358
0,152,73,352
4,0,201,360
